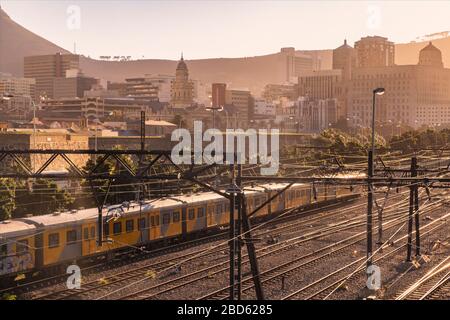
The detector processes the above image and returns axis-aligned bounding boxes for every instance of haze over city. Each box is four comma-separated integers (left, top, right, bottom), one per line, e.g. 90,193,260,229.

2,0,450,59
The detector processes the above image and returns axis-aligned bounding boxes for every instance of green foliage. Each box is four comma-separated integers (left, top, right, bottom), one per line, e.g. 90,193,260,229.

389,128,450,153
80,152,138,207
0,177,74,221
14,179,74,218
282,128,387,164
0,178,17,221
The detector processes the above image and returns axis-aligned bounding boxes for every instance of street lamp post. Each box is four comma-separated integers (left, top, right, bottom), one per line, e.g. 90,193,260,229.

205,105,223,129
367,87,385,270
371,88,385,158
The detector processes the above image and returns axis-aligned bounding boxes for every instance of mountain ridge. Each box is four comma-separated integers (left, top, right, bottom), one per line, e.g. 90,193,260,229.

1,7,450,95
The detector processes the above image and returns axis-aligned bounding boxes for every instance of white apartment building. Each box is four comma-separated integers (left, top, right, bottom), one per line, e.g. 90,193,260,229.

254,99,276,116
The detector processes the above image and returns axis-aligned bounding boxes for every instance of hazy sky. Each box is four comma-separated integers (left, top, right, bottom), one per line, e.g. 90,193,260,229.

2,0,450,60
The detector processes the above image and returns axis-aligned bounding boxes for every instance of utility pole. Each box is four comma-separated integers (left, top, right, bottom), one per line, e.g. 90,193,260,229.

414,161,420,257
227,158,239,300
367,150,374,268
236,163,243,299
141,110,146,152
406,156,416,262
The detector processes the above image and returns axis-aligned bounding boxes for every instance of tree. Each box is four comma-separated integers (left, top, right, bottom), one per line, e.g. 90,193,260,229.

14,179,74,218
0,178,17,220
80,152,138,208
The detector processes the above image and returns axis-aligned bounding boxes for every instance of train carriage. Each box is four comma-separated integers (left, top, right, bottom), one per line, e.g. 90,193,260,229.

0,220,36,277
0,175,362,281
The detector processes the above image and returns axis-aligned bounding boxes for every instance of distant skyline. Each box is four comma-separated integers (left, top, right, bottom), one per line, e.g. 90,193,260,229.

2,0,450,60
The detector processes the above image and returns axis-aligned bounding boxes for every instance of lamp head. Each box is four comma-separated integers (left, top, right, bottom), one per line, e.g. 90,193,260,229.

374,88,385,95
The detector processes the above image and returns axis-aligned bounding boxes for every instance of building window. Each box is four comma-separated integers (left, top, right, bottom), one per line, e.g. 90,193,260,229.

67,230,77,244
126,220,134,233
113,222,122,235
49,233,60,248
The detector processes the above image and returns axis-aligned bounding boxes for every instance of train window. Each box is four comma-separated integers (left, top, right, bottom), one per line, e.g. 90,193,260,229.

173,211,180,222
126,220,134,233
113,222,122,235
162,213,171,224
138,218,146,230
208,206,214,215
155,215,160,226
188,208,195,220
67,230,77,244
83,227,89,240
90,226,95,238
225,203,230,212
103,224,110,236
16,240,28,254
0,244,6,257
215,204,222,215
197,207,205,218
49,233,59,248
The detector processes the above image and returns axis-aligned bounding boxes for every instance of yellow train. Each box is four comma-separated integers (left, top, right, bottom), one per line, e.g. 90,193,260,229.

0,179,360,282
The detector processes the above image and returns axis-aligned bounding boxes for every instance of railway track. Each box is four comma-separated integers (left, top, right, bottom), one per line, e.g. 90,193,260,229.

198,198,443,300
280,207,450,300
395,255,450,300
112,193,418,300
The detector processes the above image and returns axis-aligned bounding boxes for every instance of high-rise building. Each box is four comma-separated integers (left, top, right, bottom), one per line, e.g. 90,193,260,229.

332,39,357,81
0,72,35,97
211,83,226,107
24,53,80,100
125,74,174,102
354,36,395,68
297,70,343,100
170,54,194,108
225,89,252,127
125,77,159,101
280,47,314,82
297,97,338,133
297,70,345,121
53,69,98,99
348,42,450,128
107,82,128,96
0,73,36,119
